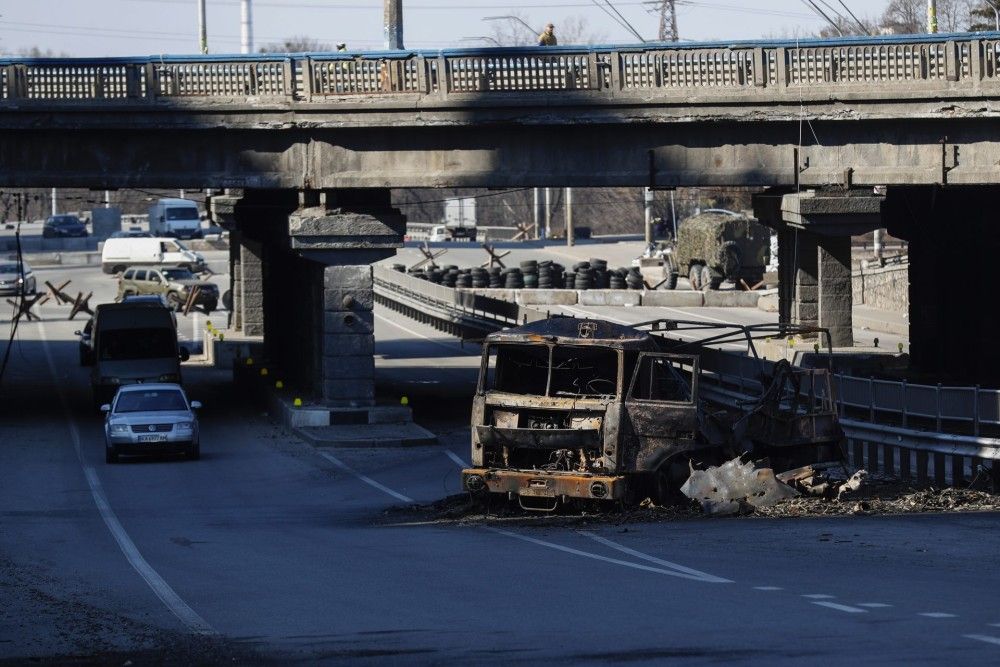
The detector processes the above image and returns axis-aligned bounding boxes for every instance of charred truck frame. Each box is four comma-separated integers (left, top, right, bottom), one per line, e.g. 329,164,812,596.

461,318,843,511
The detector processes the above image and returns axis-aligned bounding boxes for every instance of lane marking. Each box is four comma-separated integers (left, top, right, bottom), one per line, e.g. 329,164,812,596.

486,528,727,583
754,586,783,591
812,601,868,614
802,594,836,599
578,532,732,584
444,450,469,468
989,623,1000,628
373,311,479,356
38,320,216,636
857,603,893,608
965,634,1000,647
317,451,414,504
920,612,958,619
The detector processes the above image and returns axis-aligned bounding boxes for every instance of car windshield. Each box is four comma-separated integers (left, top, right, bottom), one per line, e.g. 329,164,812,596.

99,328,176,361
488,344,620,398
115,389,187,413
166,207,199,221
0,263,22,274
161,268,196,280
52,216,81,226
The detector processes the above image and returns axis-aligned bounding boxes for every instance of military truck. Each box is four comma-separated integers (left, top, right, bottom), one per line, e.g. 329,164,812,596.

461,317,843,510
638,210,770,291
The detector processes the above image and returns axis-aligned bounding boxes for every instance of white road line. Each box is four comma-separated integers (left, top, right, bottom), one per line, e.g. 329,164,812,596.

811,601,868,614
965,634,1000,647
444,450,469,468
578,532,732,584
989,623,1000,628
38,320,216,636
486,528,724,583
317,451,415,504
754,586,784,591
857,603,893,608
802,594,836,599
919,612,958,619
374,311,479,356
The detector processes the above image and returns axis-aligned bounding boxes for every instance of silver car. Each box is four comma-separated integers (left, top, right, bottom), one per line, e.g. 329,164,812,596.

0,258,36,297
102,383,201,463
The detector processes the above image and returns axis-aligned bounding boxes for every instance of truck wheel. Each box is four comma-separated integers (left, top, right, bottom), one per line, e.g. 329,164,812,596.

112,265,126,274
202,300,217,314
221,290,232,311
688,265,702,290
106,447,119,464
664,271,679,290
700,265,716,291
186,443,200,461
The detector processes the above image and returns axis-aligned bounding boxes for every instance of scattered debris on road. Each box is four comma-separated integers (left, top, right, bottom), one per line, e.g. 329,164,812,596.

680,457,798,516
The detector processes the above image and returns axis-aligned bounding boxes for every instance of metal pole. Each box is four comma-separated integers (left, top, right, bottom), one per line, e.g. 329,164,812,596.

104,191,110,208
927,0,938,34
240,0,254,54
198,0,208,54
873,228,884,262
669,190,677,239
51,188,57,216
562,188,573,247
533,188,544,239
384,0,404,49
644,187,654,244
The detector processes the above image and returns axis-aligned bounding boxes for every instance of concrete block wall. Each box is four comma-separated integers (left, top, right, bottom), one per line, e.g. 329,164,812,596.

240,238,264,336
852,262,908,314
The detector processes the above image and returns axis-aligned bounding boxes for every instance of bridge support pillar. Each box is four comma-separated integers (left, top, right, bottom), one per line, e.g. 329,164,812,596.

886,186,1000,385
755,190,882,347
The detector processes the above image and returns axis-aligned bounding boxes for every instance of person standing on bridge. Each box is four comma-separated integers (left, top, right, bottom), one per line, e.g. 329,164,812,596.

538,23,557,46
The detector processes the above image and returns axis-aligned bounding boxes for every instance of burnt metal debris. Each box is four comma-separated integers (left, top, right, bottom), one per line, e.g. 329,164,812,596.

461,316,845,511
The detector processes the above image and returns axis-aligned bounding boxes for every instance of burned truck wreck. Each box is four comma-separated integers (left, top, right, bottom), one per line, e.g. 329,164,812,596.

461,317,843,510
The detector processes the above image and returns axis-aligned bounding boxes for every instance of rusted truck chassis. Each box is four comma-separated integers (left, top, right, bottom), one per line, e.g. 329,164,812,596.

461,318,842,510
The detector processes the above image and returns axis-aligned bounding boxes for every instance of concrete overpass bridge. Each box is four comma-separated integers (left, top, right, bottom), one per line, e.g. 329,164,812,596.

3,32,999,407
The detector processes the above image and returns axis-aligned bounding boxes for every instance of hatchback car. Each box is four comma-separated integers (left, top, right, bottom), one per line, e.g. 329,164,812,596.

102,383,201,463
43,214,88,238
0,258,36,296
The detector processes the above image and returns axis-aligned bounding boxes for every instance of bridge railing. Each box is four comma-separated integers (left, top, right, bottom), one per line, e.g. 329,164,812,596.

2,33,998,103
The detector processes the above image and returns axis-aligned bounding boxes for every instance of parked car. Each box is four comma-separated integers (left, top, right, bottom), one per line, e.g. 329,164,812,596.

102,383,201,463
101,237,206,274
0,258,36,296
429,225,448,242
43,215,88,239
118,266,219,313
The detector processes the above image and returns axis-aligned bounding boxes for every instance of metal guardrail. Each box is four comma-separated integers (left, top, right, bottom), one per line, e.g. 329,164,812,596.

374,265,1000,487
3,32,1000,105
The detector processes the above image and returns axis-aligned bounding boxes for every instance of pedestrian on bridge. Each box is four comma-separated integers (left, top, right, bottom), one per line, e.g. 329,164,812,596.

538,23,557,46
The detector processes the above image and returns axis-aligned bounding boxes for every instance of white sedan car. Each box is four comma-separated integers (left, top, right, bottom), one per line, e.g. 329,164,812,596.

102,383,201,463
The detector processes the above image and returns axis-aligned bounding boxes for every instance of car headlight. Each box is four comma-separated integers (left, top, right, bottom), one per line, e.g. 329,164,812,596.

175,422,194,431
109,423,129,434
16,277,23,284
158,374,179,382
101,376,121,385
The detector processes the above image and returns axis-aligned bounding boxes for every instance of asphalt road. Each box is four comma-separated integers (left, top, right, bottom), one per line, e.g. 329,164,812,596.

5,252,996,664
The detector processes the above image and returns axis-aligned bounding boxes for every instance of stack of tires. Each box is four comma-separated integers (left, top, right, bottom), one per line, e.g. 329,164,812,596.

608,268,626,290
626,267,644,290
471,267,489,288
488,267,502,288
503,268,524,288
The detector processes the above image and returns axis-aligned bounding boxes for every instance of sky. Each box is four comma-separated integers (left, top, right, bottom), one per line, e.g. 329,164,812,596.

0,0,896,56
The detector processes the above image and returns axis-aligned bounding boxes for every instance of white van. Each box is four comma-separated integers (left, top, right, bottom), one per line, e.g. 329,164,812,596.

149,198,202,239
101,237,207,275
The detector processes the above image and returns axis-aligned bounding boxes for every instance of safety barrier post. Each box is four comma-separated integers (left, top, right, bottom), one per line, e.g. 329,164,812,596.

901,379,908,428
935,383,942,431
973,385,980,437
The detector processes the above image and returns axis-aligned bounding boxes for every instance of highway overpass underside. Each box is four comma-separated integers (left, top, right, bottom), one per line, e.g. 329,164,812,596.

224,189,405,407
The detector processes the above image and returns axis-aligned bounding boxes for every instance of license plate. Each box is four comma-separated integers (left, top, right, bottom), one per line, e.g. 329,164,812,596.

137,434,167,443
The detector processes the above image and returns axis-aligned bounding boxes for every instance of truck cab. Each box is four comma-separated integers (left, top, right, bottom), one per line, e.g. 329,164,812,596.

462,318,719,510
149,198,202,239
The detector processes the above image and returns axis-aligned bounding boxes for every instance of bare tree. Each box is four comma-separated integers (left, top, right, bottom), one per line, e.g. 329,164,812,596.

880,0,971,33
969,1,1000,30
258,36,332,54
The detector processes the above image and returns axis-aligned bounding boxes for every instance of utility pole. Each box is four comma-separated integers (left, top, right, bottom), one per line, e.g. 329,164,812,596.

564,188,573,247
927,0,938,33
384,0,404,49
240,0,254,54
657,0,679,41
533,188,544,239
198,0,208,54
51,188,57,216
644,187,654,244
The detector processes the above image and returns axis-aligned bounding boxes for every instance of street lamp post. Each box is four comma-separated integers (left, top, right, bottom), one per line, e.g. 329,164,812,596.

385,0,404,49
240,0,253,54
